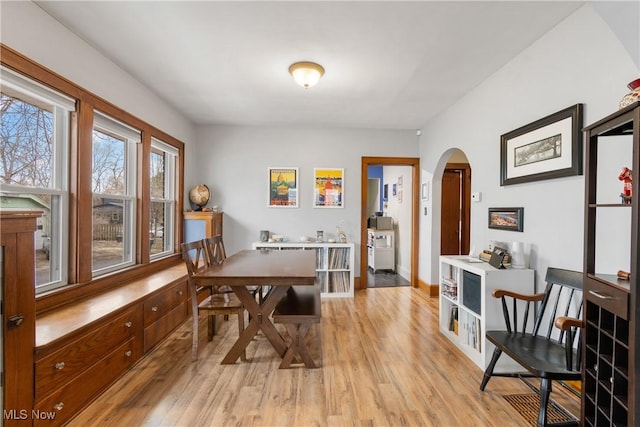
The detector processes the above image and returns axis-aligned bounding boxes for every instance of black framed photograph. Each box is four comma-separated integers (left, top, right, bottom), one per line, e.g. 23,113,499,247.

500,104,583,186
488,207,524,232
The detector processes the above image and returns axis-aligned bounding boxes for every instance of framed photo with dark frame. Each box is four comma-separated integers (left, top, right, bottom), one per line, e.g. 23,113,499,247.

488,207,524,232
500,104,583,186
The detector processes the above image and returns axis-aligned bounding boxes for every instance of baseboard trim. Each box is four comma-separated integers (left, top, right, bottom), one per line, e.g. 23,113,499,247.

418,278,439,298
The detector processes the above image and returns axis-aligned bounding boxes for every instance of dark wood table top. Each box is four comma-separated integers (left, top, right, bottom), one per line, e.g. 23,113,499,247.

192,249,316,286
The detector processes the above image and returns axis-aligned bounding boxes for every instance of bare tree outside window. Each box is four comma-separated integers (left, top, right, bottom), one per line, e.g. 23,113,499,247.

1,93,58,287
150,150,166,255
149,138,177,258
1,94,53,187
92,128,130,272
92,130,125,194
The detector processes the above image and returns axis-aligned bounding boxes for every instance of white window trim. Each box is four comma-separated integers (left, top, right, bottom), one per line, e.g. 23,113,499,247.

94,111,141,144
150,138,177,259
91,115,139,275
0,72,72,293
1,66,75,111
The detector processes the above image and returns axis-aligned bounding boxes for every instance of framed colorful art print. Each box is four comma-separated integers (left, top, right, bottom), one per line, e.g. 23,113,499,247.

313,168,344,208
268,167,298,208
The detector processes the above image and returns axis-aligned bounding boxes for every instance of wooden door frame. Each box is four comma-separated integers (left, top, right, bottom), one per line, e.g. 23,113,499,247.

442,162,471,255
360,157,420,289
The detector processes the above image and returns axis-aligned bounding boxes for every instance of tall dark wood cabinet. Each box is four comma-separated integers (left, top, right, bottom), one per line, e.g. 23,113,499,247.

1,211,39,426
583,100,639,426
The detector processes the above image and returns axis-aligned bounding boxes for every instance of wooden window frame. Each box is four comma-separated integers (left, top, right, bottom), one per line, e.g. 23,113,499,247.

1,44,186,313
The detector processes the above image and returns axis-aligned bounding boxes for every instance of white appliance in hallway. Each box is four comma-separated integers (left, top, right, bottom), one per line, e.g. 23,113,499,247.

367,226,395,273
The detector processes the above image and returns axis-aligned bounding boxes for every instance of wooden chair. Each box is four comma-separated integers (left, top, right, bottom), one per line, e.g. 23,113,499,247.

479,267,583,427
181,240,245,362
203,235,264,305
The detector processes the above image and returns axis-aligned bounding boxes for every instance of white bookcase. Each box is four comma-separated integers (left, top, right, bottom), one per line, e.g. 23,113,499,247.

251,242,354,298
439,255,534,371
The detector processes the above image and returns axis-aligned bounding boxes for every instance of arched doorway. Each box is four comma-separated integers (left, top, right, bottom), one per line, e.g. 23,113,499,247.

441,161,471,256
421,149,472,297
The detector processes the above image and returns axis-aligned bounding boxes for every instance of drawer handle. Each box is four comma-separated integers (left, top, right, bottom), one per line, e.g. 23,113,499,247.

53,402,64,411
54,362,65,370
125,321,133,328
589,290,615,300
177,290,183,296
151,306,159,312
125,350,132,357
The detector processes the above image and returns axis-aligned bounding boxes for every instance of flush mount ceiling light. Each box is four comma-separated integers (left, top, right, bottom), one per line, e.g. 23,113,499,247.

288,61,325,89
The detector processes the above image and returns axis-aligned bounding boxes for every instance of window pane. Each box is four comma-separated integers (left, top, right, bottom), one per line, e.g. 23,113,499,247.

1,94,54,187
150,139,176,259
1,88,67,293
0,192,61,287
92,117,136,274
149,201,165,255
92,197,133,271
150,150,165,199
92,129,125,195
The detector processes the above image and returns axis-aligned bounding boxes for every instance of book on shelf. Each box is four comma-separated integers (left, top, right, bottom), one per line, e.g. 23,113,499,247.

441,276,456,285
327,271,350,293
479,250,511,265
441,276,458,300
328,247,350,269
448,306,459,334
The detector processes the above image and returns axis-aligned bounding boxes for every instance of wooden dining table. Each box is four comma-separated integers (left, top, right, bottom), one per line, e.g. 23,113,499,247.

191,249,317,364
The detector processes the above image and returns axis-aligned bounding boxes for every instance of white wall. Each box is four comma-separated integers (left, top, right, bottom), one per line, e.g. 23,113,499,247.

5,1,638,289
419,4,640,288
382,165,413,280
0,1,195,144
193,125,419,274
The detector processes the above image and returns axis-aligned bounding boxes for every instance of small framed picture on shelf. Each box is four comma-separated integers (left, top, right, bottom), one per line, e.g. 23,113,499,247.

268,167,298,208
488,207,524,232
314,168,344,208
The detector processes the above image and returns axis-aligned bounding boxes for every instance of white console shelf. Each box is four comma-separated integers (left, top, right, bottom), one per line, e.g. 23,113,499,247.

439,255,534,371
251,242,354,298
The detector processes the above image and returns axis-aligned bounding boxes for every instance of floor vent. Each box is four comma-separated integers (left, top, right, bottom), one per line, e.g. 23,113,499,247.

503,393,577,426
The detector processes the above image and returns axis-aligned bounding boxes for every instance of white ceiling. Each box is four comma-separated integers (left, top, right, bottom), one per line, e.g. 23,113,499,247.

35,1,585,130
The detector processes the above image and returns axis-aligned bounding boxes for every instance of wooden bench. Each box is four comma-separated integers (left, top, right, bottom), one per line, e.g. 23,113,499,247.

273,284,322,368
479,267,583,427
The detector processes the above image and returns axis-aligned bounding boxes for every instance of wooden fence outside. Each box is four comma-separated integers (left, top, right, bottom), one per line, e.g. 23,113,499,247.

93,224,123,241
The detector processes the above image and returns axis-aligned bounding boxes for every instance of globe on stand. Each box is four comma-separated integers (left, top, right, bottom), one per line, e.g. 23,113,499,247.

189,185,211,211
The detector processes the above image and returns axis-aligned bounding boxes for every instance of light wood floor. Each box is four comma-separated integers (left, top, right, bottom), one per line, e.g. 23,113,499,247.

69,287,580,426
